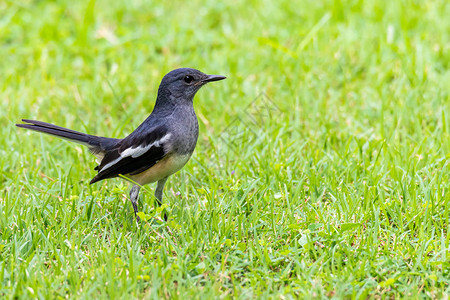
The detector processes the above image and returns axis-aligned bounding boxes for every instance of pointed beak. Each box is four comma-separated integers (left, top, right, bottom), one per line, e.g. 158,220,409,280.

203,74,227,82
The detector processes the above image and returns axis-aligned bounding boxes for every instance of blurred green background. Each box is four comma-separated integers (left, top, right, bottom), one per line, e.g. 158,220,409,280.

1,0,449,298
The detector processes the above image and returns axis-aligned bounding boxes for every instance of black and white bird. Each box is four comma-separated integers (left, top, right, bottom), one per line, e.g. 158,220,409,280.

17,68,226,221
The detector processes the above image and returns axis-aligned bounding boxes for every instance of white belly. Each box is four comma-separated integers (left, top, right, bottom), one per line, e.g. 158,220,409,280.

128,153,191,185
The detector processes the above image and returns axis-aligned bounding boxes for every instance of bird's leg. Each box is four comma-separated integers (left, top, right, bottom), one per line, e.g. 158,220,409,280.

130,184,141,222
155,177,168,221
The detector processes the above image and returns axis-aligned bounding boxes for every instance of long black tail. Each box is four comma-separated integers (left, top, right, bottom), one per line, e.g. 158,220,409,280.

16,119,120,155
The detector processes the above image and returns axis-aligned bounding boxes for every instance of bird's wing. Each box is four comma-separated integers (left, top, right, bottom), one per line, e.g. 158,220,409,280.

89,125,171,184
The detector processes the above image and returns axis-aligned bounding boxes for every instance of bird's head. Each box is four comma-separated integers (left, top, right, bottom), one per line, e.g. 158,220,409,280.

157,68,226,102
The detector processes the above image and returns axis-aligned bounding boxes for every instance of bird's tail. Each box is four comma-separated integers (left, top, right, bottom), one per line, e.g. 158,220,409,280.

16,119,120,155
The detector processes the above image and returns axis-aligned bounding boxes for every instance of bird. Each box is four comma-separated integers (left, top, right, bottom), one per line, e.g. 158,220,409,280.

16,68,226,222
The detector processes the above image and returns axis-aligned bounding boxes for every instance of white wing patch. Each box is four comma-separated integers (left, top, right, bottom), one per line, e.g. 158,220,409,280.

121,143,154,158
99,133,172,172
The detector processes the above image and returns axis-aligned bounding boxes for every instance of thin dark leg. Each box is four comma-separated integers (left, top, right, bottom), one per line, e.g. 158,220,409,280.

130,184,141,222
155,177,168,221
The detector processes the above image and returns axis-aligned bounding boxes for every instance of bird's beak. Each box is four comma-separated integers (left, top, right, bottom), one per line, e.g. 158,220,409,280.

203,75,227,82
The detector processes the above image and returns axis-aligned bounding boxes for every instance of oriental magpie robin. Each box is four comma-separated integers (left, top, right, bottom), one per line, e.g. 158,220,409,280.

17,68,226,221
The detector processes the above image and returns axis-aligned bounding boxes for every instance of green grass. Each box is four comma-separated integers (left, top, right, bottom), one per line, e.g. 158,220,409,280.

1,0,449,298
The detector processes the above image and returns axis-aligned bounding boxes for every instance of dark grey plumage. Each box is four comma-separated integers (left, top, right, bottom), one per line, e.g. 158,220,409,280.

17,68,226,221
16,119,120,156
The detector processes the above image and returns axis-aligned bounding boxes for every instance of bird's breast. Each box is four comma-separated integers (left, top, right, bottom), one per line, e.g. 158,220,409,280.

128,153,191,185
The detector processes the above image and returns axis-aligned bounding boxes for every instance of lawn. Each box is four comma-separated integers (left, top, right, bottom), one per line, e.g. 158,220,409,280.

1,0,449,298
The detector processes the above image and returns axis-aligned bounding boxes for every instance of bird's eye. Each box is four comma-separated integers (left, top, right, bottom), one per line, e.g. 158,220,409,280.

184,75,194,84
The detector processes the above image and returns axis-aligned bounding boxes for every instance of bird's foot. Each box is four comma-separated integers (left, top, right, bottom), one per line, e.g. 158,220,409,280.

132,202,140,223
